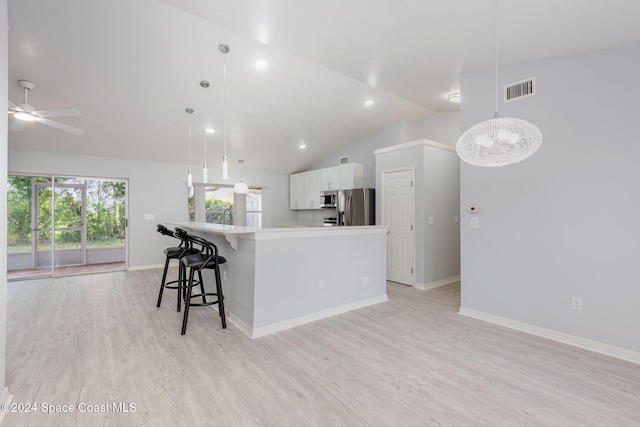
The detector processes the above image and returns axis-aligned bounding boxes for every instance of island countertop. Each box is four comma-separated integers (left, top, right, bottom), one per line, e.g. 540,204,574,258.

164,221,388,338
169,221,388,249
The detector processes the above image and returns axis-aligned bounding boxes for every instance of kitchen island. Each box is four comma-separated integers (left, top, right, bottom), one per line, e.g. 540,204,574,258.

168,222,389,338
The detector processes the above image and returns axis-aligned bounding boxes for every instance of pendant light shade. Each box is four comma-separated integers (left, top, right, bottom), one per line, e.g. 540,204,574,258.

456,113,542,167
233,181,249,194
456,0,542,167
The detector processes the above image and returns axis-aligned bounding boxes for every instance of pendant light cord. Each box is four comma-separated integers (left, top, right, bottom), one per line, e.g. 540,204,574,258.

223,51,227,159
188,121,192,168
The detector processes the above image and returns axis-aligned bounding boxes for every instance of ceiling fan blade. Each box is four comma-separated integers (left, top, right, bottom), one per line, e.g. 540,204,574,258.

8,101,21,112
9,117,27,131
32,108,81,118
35,117,84,135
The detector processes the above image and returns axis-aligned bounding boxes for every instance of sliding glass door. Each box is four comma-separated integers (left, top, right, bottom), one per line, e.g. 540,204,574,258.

7,175,128,280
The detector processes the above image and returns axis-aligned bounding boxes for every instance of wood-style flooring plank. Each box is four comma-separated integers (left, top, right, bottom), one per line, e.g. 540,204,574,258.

4,269,640,426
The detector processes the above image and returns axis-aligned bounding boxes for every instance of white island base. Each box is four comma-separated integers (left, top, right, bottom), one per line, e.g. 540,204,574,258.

170,222,389,338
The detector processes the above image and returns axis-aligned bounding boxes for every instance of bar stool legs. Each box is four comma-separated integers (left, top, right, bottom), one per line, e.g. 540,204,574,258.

180,266,226,335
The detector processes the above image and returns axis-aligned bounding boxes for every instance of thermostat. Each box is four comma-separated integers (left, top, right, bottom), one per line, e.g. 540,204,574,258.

468,205,479,213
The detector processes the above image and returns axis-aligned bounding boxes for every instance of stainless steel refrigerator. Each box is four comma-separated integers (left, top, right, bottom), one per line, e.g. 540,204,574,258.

337,188,375,226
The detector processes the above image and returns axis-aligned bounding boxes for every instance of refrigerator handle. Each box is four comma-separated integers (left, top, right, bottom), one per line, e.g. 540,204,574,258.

345,191,352,226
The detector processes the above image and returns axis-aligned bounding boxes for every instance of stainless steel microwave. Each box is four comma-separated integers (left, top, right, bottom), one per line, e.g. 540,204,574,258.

319,191,337,208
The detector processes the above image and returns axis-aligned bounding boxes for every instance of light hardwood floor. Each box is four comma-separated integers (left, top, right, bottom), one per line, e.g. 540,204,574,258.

4,269,640,426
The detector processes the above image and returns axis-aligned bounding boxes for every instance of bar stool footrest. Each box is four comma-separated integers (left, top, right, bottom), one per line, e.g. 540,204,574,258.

187,293,223,307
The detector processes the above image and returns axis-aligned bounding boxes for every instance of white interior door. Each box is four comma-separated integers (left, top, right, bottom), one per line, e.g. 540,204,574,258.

382,168,415,286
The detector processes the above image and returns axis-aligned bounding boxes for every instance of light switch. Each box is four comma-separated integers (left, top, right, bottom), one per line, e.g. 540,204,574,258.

471,217,479,228
428,217,434,225
144,214,154,220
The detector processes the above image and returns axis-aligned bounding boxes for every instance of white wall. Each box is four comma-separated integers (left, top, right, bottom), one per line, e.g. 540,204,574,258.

312,113,460,188
1,0,8,395
8,149,294,267
459,44,640,354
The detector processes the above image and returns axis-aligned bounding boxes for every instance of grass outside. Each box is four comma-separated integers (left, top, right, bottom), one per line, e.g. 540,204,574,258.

8,238,125,253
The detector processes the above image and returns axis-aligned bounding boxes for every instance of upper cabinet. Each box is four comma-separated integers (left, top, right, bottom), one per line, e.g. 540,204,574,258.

291,163,366,210
321,166,340,191
304,170,322,209
340,163,363,190
289,173,305,210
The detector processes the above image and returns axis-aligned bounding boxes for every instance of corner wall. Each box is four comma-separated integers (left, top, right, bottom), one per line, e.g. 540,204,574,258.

1,0,9,396
459,44,640,355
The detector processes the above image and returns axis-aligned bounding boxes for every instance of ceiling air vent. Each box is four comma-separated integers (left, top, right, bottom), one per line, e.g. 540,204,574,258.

339,156,349,165
504,77,536,103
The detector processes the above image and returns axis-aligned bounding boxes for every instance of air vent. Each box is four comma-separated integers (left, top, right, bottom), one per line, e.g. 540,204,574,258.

504,77,536,103
339,156,349,165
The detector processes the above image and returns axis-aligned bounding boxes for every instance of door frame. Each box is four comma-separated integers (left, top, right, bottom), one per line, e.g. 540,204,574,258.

7,173,129,279
381,166,415,287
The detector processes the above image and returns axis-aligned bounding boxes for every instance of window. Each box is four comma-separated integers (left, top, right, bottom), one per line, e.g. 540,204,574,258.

188,184,262,227
246,189,262,228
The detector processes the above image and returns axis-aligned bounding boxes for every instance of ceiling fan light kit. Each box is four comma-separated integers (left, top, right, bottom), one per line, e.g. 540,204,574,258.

8,79,85,135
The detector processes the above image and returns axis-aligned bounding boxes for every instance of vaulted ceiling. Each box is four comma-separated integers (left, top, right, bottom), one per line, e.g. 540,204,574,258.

8,0,640,174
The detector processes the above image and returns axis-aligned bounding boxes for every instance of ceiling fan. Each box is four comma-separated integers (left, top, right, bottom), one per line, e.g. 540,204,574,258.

8,79,84,135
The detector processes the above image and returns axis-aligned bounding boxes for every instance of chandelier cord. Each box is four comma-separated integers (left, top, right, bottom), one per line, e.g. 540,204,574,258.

494,0,499,116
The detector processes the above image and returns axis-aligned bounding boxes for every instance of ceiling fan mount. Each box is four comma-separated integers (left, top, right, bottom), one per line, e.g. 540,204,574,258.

8,79,84,135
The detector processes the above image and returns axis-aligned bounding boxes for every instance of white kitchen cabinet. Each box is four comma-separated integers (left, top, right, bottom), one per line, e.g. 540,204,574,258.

321,166,340,190
304,170,322,209
289,173,305,209
290,170,321,210
292,163,365,209
340,163,364,189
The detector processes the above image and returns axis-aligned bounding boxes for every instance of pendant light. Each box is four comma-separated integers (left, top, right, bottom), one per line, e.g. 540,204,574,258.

233,181,249,194
202,128,208,183
220,43,230,180
456,0,542,167
185,107,194,187
200,80,210,183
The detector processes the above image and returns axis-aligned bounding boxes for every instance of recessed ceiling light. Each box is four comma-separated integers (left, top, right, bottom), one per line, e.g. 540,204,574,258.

206,128,215,134
364,99,374,107
255,59,268,70
299,142,307,149
448,93,461,103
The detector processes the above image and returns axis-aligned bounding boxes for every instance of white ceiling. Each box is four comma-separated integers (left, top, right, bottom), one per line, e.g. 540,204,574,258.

8,0,640,174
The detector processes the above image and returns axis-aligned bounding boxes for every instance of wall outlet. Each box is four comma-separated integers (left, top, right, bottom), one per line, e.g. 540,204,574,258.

144,213,154,220
362,276,369,287
223,270,226,281
319,279,325,290
571,297,582,311
455,215,459,224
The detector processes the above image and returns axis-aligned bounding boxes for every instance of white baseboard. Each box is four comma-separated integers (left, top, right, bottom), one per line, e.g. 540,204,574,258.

459,307,640,365
127,263,165,271
225,294,389,339
226,312,254,338
0,387,13,425
415,275,460,290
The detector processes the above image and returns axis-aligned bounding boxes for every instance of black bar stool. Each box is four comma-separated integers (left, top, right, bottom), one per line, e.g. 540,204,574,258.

174,228,227,335
155,224,201,312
